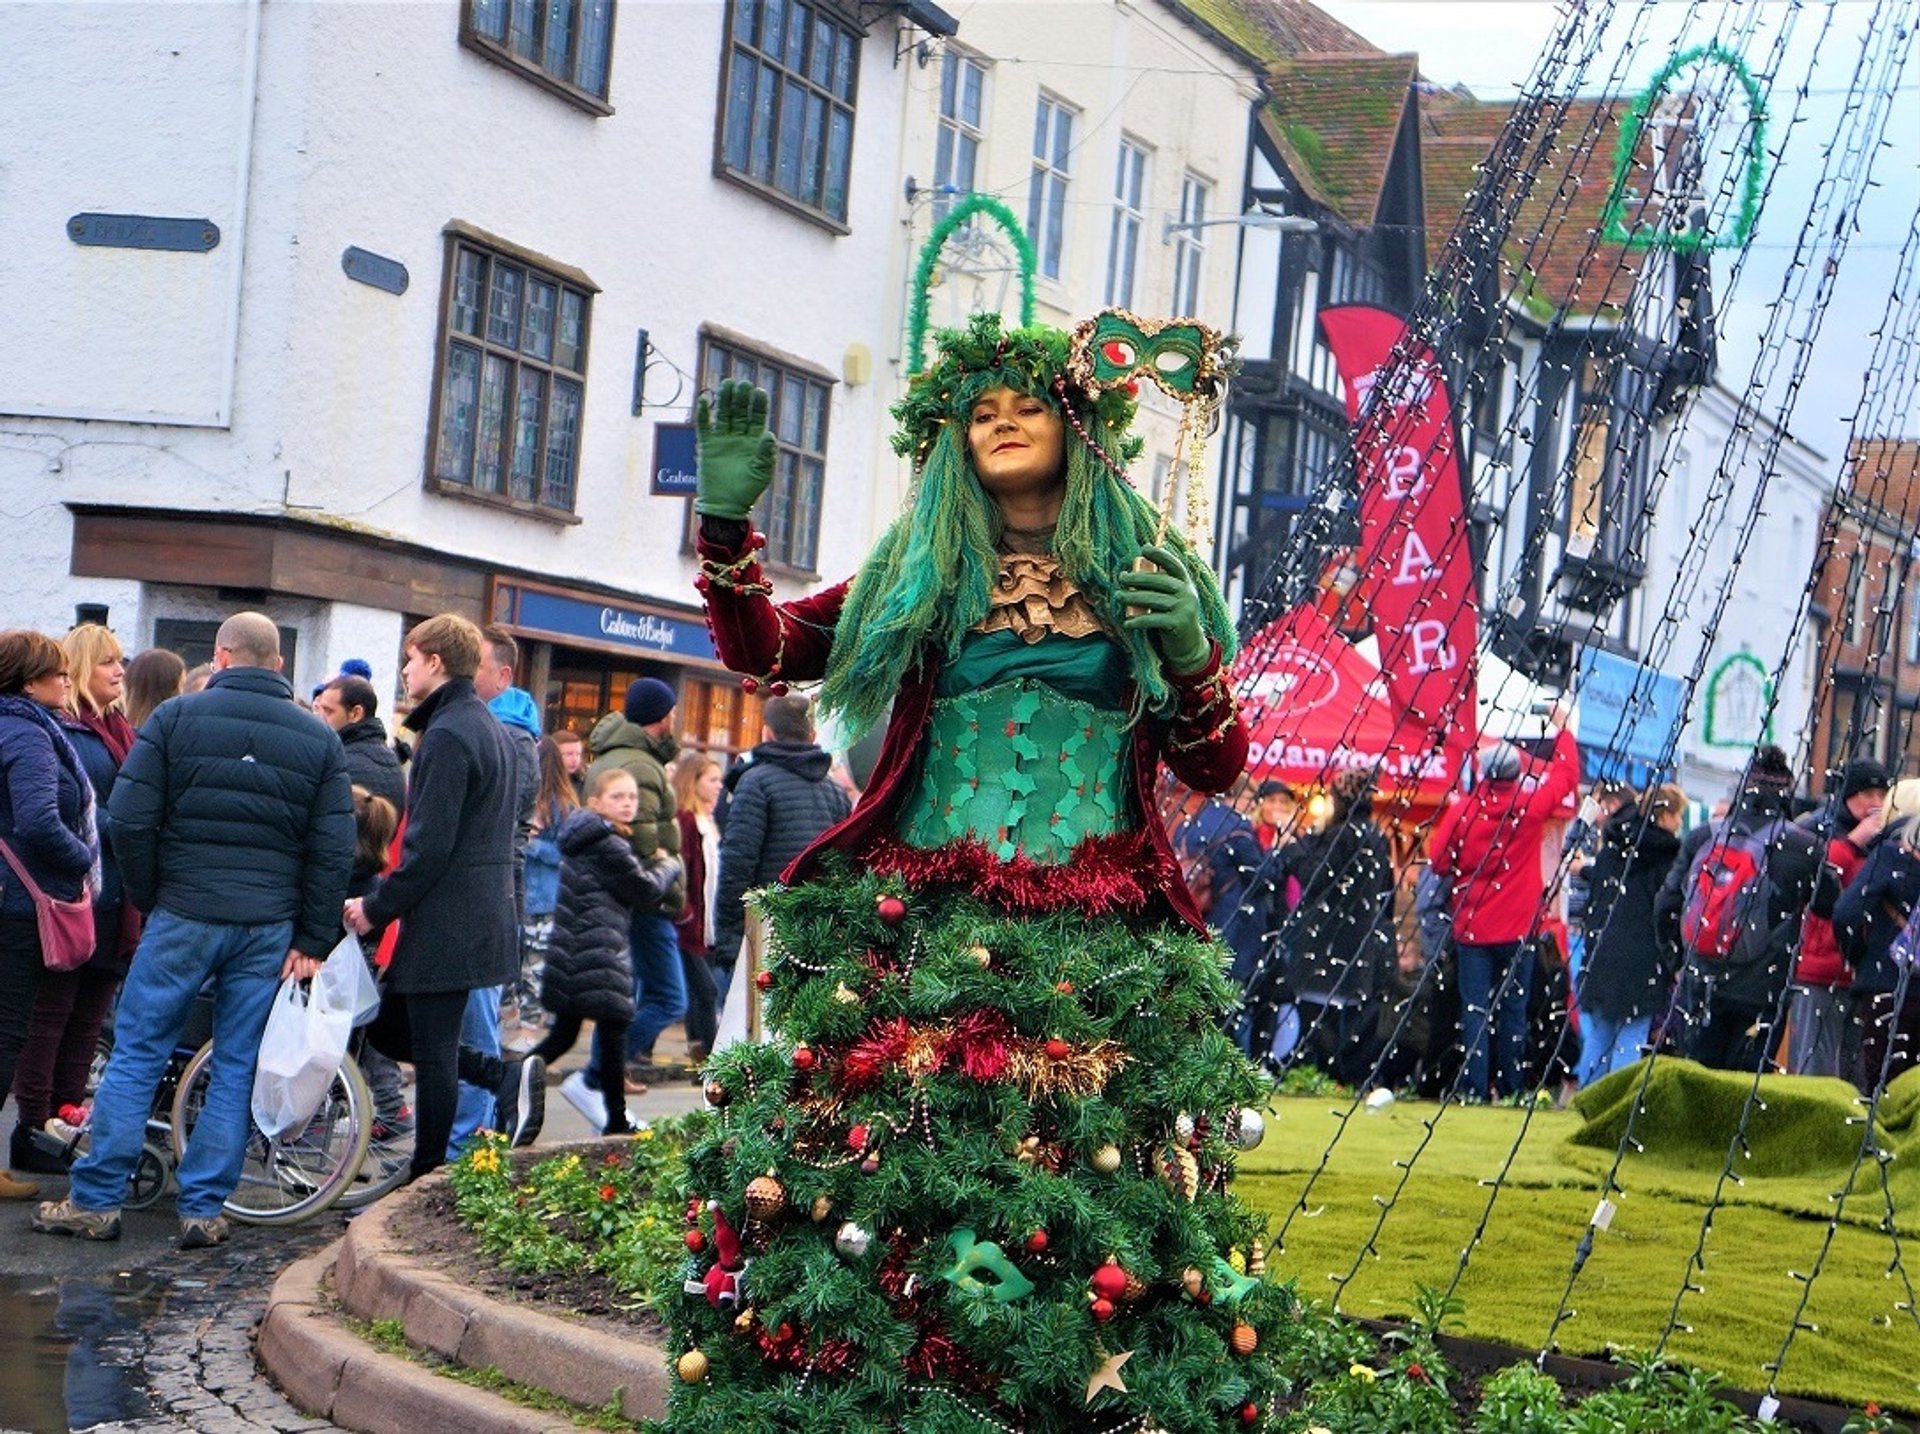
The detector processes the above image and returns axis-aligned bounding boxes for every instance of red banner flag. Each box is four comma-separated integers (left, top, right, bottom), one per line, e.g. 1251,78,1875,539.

1317,304,1479,793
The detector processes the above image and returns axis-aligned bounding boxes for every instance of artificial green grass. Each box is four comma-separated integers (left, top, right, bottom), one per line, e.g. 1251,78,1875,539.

1235,1063,1920,1415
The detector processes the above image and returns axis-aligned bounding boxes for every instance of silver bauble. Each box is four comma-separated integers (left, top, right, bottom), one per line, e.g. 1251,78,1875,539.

834,1220,873,1259
1228,1107,1266,1150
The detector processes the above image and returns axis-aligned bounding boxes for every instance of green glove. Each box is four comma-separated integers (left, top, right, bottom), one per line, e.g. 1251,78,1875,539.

694,378,776,520
1118,544,1212,675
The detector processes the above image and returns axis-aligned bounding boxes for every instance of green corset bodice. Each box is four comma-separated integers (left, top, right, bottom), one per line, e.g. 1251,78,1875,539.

899,629,1136,862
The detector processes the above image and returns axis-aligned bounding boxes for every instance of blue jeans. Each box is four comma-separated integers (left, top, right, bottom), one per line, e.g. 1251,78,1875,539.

71,910,292,1219
1456,941,1534,1101
448,985,502,1159
1576,1010,1652,1088
625,913,687,1062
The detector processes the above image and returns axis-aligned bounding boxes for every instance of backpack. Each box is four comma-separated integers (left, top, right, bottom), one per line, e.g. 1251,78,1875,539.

1680,818,1786,964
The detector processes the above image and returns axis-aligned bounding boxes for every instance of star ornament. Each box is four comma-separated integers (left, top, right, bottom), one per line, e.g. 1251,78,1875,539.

1085,1348,1133,1403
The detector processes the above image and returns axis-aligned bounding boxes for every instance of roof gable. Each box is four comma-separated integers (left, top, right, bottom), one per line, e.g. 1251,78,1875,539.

1423,93,1654,319
1260,53,1419,227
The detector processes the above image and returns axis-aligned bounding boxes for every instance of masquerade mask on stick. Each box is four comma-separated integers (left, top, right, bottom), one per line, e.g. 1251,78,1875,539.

1068,309,1237,546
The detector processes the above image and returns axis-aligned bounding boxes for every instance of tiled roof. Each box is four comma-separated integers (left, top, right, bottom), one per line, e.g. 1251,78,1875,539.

1259,53,1418,228
1846,438,1920,528
1165,0,1382,63
1423,93,1653,319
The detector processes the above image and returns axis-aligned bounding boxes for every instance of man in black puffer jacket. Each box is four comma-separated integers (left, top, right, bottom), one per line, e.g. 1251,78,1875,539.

711,695,851,998
314,675,406,811
36,612,354,1247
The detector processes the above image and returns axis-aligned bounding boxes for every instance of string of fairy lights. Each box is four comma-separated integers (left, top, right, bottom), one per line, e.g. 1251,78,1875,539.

1183,0,1920,1400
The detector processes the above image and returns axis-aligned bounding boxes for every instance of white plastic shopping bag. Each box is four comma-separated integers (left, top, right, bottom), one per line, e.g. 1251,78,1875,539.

250,934,376,1139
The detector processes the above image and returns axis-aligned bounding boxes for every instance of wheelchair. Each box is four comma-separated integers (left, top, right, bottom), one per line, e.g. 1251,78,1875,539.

36,994,374,1226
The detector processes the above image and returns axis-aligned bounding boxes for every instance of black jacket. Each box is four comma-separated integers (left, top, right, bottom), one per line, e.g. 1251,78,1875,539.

1831,820,1920,996
712,740,851,966
363,678,519,994
1654,793,1821,1010
108,668,354,958
1581,810,1682,1021
338,716,406,812
1272,814,1395,1005
541,810,681,1024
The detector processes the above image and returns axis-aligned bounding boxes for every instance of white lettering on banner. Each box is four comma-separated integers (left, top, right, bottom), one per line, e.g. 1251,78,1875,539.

599,608,679,650
1349,360,1442,416
1252,737,1447,782
1384,445,1431,501
1392,530,1440,586
1407,618,1456,674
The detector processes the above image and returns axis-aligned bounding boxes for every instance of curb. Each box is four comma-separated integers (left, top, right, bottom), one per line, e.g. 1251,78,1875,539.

258,1164,671,1431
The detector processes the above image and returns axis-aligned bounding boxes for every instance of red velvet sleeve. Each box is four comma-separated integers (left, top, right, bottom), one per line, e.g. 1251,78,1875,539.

694,528,848,684
1159,640,1249,794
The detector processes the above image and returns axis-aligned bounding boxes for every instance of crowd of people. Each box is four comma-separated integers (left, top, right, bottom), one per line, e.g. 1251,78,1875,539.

1177,724,1920,1105
10,597,1920,1240
0,609,854,1236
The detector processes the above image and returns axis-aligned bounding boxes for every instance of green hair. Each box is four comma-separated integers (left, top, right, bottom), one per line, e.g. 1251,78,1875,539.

817,315,1237,741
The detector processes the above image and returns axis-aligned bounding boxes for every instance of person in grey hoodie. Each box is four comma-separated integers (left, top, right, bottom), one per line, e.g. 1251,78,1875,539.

710,695,851,1000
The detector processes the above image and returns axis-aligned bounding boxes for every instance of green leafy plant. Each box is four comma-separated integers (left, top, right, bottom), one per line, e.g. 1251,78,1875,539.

1843,1404,1914,1434
449,1119,696,1306
1473,1364,1564,1434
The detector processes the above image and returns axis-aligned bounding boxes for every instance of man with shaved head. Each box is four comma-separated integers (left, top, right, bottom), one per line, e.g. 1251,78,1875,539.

35,611,354,1247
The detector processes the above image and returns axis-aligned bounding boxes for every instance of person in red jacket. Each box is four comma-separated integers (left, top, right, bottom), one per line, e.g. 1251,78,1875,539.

1789,759,1889,1076
1429,710,1581,1100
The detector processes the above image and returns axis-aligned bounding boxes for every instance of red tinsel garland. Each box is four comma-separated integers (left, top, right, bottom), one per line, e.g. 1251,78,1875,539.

861,830,1160,916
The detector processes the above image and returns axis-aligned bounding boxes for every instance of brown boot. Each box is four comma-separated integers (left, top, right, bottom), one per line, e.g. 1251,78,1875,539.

0,1169,41,1201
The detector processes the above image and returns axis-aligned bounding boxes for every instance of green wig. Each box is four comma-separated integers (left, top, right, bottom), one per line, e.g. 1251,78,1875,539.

816,312,1238,741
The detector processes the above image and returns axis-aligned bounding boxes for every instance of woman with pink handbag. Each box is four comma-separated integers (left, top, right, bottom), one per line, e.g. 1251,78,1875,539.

0,629,100,1200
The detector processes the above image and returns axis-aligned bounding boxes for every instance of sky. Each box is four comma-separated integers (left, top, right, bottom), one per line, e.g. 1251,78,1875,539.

1314,0,1920,467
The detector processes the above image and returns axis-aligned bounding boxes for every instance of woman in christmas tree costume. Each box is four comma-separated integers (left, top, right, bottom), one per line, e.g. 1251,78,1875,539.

672,311,1288,1433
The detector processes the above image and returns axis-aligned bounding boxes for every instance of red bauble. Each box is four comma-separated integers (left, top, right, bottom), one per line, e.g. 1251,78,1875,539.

684,1229,707,1253
1025,1230,1049,1254
1239,1402,1260,1425
792,1044,817,1071
848,1123,869,1150
1044,1037,1071,1060
876,895,908,926
742,677,760,694
755,969,774,990
1091,1297,1115,1322
1089,1261,1129,1301
1055,980,1075,994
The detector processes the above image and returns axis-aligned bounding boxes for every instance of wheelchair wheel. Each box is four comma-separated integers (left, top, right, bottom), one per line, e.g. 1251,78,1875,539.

332,1103,416,1212
123,1141,171,1211
169,1042,373,1226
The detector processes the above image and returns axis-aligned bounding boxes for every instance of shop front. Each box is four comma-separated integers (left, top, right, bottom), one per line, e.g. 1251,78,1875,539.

489,577,764,757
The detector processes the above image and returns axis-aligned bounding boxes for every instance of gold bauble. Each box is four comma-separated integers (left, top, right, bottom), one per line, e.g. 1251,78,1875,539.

745,1173,787,1219
1121,1271,1147,1303
810,1195,833,1223
967,944,993,967
1182,1267,1206,1298
677,1349,709,1383
1091,1143,1122,1174
1229,1323,1258,1356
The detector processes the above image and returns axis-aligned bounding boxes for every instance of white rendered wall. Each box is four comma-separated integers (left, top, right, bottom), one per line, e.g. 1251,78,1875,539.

0,0,908,641
874,1,1261,543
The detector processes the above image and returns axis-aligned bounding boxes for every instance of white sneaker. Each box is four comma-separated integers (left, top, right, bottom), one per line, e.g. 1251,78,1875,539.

559,1070,606,1129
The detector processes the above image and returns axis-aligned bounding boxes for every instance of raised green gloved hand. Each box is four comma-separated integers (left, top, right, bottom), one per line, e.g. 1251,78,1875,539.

694,378,776,520
1118,544,1212,676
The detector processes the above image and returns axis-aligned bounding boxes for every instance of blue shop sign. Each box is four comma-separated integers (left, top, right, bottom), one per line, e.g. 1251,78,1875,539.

1576,648,1685,776
651,422,698,496
495,581,716,665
